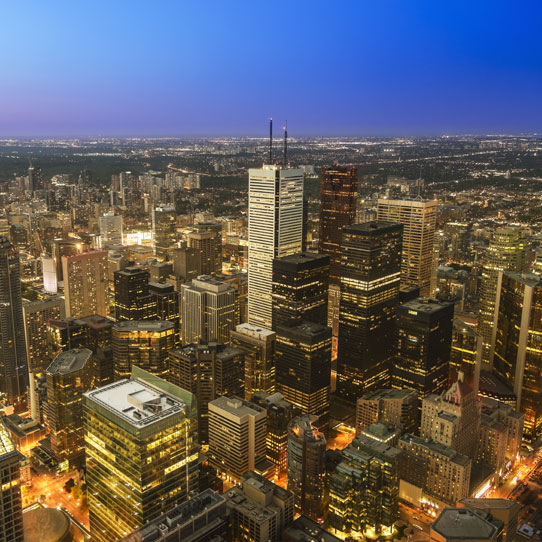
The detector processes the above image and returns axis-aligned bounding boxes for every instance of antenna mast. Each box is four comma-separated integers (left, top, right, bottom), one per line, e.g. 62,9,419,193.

283,121,288,166
269,118,273,164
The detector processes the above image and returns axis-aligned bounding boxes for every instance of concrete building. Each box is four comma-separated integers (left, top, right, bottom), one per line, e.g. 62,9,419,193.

450,317,482,391
152,206,176,260
84,367,199,542
99,212,123,247
430,507,503,542
187,227,222,276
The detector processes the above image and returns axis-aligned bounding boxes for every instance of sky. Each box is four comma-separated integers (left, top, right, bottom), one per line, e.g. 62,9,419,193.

0,1,541,137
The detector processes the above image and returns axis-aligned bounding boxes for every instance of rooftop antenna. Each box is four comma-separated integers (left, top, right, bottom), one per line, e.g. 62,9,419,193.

282,121,288,166
269,117,273,164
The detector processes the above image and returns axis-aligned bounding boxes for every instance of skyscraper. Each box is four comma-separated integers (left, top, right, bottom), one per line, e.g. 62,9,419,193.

248,165,304,328
188,225,222,275
377,198,437,296
231,323,276,399
271,252,329,330
152,206,177,260
287,414,327,523
112,320,175,380
0,237,29,406
62,250,108,318
114,266,156,321
493,272,542,442
478,227,527,365
450,317,482,390
46,348,94,468
392,298,454,402
276,322,331,429
180,275,238,345
149,282,180,343
0,420,24,542
84,367,199,542
337,222,402,402
99,212,123,248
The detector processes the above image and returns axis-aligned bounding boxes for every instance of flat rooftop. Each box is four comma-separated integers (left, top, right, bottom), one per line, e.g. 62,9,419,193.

47,348,93,375
400,297,454,314
234,323,275,339
274,251,330,266
0,421,16,458
431,508,501,540
359,388,417,402
344,220,402,233
399,434,471,467
210,396,264,418
85,378,186,428
113,320,174,333
283,516,342,542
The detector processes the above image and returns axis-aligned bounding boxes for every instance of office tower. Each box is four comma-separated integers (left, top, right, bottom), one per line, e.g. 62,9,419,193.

420,372,480,459
478,227,526,364
225,471,294,542
231,323,276,399
430,508,503,542
450,317,482,390
27,163,41,193
22,297,65,374
319,166,358,282
271,252,329,330
457,499,520,542
0,421,24,542
443,221,471,262
0,237,29,406
377,197,437,296
78,314,114,350
62,250,108,318
114,266,156,321
208,396,267,482
287,414,327,523
99,211,123,247
251,391,294,477
392,298,454,401
168,343,244,443
120,489,229,542
84,367,199,542
172,245,201,281
41,253,58,293
149,282,179,342
493,272,542,442
356,388,418,435
337,222,402,402
248,165,304,328
188,226,222,275
329,435,401,538
180,275,238,345
112,320,175,380
91,346,115,388
276,322,331,428
48,317,87,354
283,517,342,542
46,348,93,468
53,238,85,283
152,206,176,261
398,433,471,506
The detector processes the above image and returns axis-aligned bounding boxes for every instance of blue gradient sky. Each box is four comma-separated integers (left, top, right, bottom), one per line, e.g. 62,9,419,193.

1,1,541,136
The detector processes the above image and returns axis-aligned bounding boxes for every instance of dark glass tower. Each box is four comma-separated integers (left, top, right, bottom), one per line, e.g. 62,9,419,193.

392,298,454,401
272,252,329,330
337,222,402,402
114,266,156,321
318,167,358,284
0,237,28,406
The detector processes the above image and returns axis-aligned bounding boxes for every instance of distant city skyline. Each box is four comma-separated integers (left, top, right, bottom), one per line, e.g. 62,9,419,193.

1,1,541,136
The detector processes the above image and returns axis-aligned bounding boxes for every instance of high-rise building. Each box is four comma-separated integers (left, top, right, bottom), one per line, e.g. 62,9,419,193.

84,367,199,542
180,275,238,345
356,388,418,435
42,253,58,294
152,206,176,260
46,348,93,468
248,165,304,328
392,298,454,402
493,272,542,442
450,317,482,390
329,435,402,538
318,166,358,284
208,395,267,482
0,421,24,542
62,250,108,318
231,323,276,399
112,320,175,380
337,222,402,402
188,227,222,275
478,227,527,365
149,282,180,342
430,507,503,542
0,237,29,406
377,198,437,296
225,471,294,542
287,414,327,523
114,266,156,321
22,297,65,374
251,391,294,477
271,252,329,330
276,322,331,428
171,244,201,283
168,343,244,443
99,212,123,248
